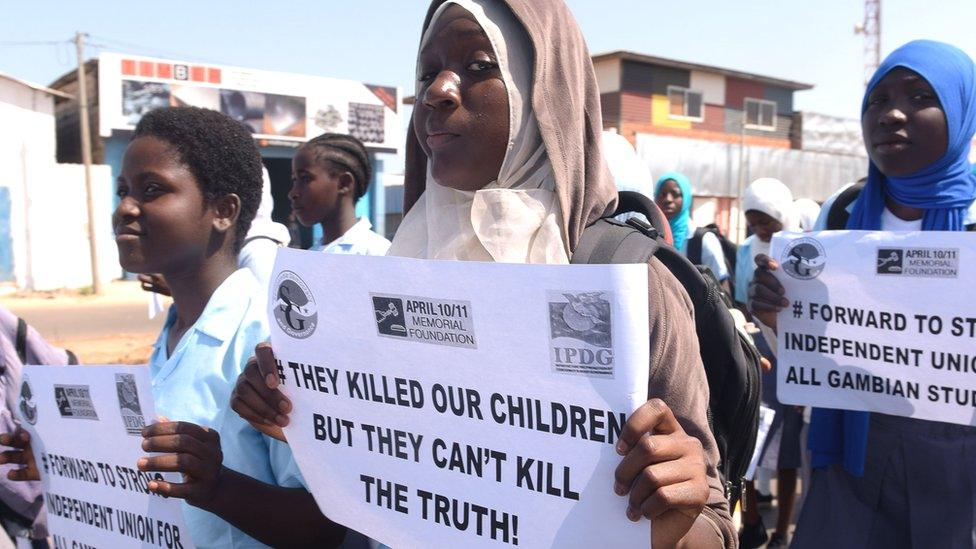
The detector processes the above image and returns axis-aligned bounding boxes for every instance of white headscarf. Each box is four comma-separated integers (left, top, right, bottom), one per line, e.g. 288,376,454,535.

793,198,822,232
742,177,795,260
742,177,795,228
246,167,291,245
387,0,568,263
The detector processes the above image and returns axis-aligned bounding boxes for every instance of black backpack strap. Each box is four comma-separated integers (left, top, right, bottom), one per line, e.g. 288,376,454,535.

242,235,284,247
826,182,866,230
614,191,671,240
686,227,707,265
572,218,660,265
15,317,28,365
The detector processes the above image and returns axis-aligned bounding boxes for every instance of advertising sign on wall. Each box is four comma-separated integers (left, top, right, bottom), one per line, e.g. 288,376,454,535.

98,52,401,152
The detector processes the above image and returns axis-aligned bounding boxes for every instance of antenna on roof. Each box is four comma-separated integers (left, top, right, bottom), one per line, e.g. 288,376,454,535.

854,0,881,87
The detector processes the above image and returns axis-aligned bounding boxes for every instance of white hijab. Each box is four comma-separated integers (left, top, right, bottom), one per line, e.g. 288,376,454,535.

742,177,795,260
793,198,821,232
387,0,568,263
245,167,291,245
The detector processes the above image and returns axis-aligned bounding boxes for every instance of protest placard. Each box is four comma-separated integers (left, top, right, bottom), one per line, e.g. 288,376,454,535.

17,365,193,549
774,231,976,426
268,250,651,548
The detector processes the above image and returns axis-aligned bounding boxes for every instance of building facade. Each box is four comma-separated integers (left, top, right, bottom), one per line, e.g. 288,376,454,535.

594,51,867,237
594,51,812,150
50,53,402,249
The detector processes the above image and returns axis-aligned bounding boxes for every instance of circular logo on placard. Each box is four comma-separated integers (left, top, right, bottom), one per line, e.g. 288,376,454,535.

19,376,37,425
781,237,827,280
273,271,318,339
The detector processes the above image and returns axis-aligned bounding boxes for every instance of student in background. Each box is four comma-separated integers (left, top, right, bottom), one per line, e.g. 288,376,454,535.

239,167,291,286
732,177,799,548
751,40,976,548
654,172,732,294
733,177,795,309
290,133,391,255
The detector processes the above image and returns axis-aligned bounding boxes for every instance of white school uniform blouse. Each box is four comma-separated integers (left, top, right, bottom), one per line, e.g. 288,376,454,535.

311,217,391,255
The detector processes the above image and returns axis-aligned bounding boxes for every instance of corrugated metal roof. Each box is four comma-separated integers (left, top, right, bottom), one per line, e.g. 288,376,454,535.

592,50,814,91
0,71,73,99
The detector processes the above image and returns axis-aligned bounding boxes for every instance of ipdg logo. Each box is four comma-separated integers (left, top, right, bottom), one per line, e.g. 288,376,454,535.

273,271,318,339
781,237,827,280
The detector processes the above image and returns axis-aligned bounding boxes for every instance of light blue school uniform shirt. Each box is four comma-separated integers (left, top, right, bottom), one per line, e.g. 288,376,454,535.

734,235,769,305
149,268,305,549
311,217,391,255
679,220,730,282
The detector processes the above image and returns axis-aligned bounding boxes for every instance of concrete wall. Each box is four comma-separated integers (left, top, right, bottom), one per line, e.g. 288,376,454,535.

0,78,116,290
0,78,57,287
634,132,866,201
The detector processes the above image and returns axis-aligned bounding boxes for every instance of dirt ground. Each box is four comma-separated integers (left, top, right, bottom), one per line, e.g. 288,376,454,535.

0,280,167,364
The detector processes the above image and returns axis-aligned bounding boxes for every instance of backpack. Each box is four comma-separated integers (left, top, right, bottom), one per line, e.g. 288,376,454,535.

826,181,976,231
686,224,738,289
0,307,76,541
572,191,762,508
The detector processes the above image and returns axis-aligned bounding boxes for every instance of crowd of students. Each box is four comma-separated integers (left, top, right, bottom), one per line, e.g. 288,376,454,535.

0,0,973,548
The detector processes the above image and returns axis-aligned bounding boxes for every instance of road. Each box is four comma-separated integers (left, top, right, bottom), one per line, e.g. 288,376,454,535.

0,281,166,364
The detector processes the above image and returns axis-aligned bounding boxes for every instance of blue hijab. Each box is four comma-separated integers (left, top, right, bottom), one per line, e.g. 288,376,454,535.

810,40,976,476
655,172,693,250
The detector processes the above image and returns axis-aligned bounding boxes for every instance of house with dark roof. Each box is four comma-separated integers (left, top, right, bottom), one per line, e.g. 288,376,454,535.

592,50,813,149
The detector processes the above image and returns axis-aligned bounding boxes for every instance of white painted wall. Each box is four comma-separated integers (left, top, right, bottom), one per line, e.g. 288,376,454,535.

0,78,116,290
593,58,621,94
0,79,56,289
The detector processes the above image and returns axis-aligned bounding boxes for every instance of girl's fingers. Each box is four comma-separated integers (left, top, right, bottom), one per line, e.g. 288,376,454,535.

638,480,708,521
7,467,39,482
0,450,28,466
254,344,282,390
749,281,788,306
614,434,693,496
137,453,205,476
147,479,192,500
625,459,697,518
616,399,681,456
141,433,212,458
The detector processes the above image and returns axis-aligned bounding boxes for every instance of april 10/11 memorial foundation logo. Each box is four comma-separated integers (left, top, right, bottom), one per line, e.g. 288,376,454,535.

781,237,827,280
548,291,614,378
876,247,959,278
274,271,318,339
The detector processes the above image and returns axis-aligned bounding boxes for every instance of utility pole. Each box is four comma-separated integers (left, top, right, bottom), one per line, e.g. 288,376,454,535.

75,31,101,294
855,0,881,86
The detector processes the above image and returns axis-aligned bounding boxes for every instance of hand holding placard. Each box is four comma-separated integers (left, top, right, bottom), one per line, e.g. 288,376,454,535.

138,421,223,506
614,398,708,548
748,253,788,332
0,428,41,481
231,343,289,442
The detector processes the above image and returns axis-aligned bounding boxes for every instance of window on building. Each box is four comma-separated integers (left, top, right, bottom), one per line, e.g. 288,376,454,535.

744,98,777,130
667,86,704,121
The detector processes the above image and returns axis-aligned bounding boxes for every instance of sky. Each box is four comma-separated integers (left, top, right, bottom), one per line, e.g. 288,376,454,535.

2,0,974,119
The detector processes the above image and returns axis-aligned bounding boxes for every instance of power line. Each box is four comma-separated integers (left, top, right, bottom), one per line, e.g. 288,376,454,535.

0,39,70,46
87,34,230,65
